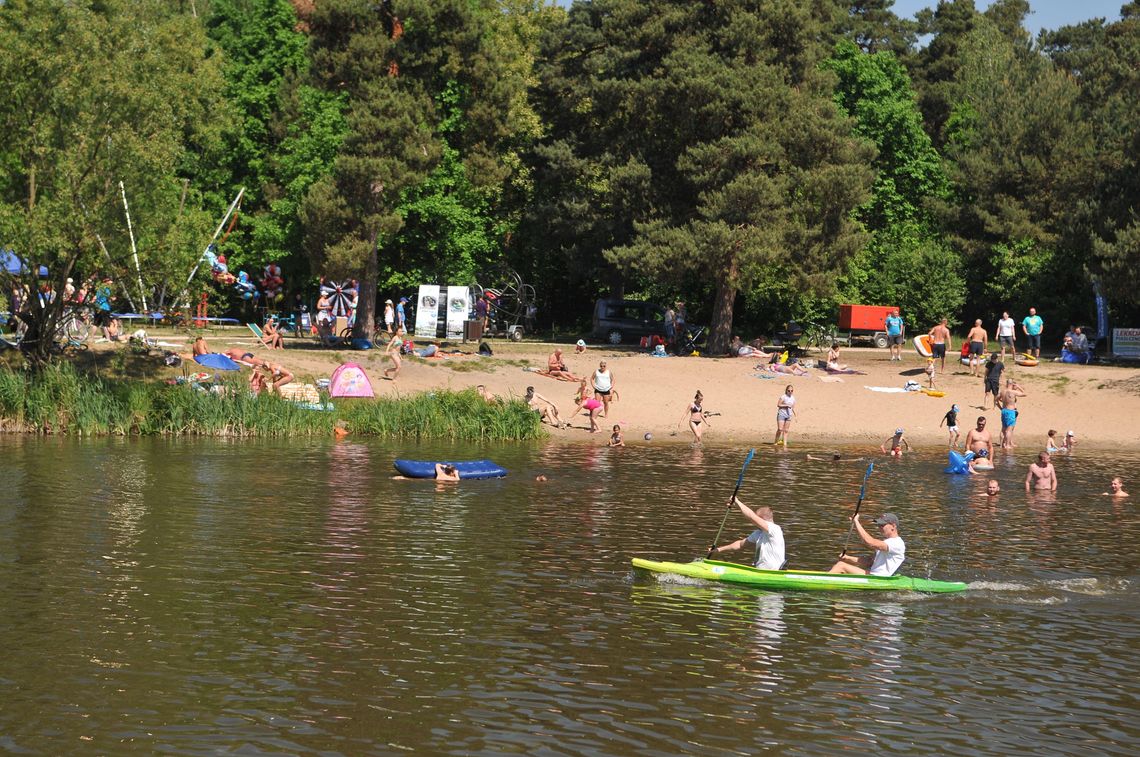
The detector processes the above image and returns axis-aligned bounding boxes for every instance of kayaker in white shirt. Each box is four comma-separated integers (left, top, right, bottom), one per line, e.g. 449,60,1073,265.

709,497,786,570
828,513,906,576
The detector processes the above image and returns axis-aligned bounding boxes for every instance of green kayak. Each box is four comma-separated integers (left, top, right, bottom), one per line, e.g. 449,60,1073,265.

631,558,968,594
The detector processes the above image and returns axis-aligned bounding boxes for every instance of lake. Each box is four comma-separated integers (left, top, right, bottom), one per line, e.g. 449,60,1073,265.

0,436,1136,755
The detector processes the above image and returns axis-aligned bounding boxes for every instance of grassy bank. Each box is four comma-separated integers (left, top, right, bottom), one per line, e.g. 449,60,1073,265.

0,365,543,440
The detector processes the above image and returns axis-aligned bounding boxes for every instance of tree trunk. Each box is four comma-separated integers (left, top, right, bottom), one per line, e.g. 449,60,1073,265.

353,233,379,343
708,264,738,357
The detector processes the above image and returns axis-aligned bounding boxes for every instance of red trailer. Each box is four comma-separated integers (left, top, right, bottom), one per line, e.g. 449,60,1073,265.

837,304,897,348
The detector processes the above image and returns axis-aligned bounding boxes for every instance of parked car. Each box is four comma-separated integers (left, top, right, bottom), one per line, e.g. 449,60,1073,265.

591,299,666,344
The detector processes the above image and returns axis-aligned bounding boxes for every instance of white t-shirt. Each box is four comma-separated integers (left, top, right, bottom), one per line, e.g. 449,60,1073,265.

779,394,796,411
869,535,906,576
997,317,1016,337
746,521,785,570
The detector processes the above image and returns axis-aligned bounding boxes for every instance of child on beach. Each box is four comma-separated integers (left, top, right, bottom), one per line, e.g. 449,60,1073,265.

608,424,625,447
1062,430,1077,452
880,428,911,456
941,404,960,448
925,358,937,389
1046,429,1060,453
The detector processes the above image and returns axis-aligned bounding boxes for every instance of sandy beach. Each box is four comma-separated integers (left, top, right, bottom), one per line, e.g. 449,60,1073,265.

138,328,1140,451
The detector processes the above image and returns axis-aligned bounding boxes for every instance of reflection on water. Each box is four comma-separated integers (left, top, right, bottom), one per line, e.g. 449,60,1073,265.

0,437,1137,754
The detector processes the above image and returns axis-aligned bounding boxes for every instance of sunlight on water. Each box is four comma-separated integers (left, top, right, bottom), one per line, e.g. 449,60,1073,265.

0,436,1136,754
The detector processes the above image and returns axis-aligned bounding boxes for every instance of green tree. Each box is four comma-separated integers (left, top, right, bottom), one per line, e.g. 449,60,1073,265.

934,18,1093,321
301,0,541,339
0,0,230,363
1042,3,1140,314
204,0,346,302
833,0,919,56
528,0,874,354
825,39,964,327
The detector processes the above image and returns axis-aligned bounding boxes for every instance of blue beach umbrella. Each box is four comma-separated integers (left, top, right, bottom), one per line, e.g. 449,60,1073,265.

194,353,241,371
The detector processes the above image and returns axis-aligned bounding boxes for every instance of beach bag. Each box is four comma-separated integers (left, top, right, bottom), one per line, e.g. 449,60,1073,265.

478,341,493,356
401,339,414,354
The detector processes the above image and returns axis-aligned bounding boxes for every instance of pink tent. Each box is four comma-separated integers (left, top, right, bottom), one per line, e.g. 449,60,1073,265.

328,362,375,398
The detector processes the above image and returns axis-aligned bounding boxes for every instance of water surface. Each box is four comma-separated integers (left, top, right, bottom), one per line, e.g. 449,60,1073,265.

0,437,1136,754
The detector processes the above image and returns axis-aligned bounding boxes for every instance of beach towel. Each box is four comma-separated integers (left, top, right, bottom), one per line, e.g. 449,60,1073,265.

818,376,845,383
864,386,910,393
825,367,866,375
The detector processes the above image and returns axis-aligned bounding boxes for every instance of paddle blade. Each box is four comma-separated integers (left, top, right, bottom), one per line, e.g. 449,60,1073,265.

735,448,756,490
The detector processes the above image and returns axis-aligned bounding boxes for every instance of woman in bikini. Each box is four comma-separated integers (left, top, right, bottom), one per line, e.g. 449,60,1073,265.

570,379,603,432
383,326,404,380
680,390,708,443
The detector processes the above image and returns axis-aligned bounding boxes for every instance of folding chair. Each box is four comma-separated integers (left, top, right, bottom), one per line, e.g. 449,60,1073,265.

246,322,274,349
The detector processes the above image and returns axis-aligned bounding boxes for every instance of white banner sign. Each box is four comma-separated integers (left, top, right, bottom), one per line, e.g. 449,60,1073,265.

445,286,470,339
414,285,440,339
1112,328,1140,359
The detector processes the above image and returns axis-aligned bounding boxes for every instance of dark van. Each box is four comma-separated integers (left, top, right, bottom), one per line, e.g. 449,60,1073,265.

591,299,666,344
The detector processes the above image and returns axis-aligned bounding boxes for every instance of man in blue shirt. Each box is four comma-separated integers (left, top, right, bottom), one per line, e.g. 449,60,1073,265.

885,308,904,361
1021,307,1043,359
93,276,114,341
396,297,408,331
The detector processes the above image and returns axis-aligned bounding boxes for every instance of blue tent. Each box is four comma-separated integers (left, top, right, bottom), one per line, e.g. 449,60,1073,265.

0,250,48,277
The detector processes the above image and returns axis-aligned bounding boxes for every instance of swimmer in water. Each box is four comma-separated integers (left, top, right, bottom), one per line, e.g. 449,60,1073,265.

1102,477,1129,497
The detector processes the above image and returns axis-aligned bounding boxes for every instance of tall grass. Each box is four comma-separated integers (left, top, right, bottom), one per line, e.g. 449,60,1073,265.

0,365,543,440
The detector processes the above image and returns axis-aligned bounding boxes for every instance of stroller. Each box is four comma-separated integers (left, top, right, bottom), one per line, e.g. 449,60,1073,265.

676,324,706,355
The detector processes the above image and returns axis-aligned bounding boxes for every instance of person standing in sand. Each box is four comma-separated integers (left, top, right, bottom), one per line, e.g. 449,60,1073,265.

998,379,1027,450
928,318,952,374
1022,307,1043,359
1025,452,1057,491
591,360,615,418
383,326,404,380
885,308,904,361
983,352,1004,409
996,311,1016,360
965,416,993,459
966,319,987,376
774,385,796,447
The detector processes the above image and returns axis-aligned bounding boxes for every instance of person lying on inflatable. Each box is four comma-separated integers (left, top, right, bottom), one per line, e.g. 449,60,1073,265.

945,448,988,474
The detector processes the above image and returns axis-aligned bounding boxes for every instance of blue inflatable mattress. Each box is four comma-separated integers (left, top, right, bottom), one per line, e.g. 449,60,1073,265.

393,458,508,480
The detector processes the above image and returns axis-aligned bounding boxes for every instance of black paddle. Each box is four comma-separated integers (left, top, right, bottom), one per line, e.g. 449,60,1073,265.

841,462,875,557
707,448,756,558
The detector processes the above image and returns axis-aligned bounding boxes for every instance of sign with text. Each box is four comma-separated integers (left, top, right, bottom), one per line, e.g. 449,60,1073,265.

414,285,440,339
445,286,470,339
1112,328,1140,359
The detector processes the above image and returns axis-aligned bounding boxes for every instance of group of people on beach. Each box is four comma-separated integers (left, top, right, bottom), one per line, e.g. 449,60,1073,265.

186,336,294,395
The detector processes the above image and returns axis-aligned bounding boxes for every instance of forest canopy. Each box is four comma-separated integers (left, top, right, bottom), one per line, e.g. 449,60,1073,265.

0,0,1136,359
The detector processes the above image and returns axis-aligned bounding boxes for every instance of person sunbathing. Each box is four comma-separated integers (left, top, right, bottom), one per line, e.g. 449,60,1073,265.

543,348,580,381
224,347,257,364
764,361,809,376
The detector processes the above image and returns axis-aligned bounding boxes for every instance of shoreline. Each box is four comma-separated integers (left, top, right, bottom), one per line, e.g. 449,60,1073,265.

6,330,1140,450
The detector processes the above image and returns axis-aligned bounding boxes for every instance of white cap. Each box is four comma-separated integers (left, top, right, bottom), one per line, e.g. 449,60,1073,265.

576,339,586,347
895,428,904,434
1066,430,1075,436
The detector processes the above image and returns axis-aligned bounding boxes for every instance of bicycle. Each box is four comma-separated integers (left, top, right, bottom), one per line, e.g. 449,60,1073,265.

802,321,838,353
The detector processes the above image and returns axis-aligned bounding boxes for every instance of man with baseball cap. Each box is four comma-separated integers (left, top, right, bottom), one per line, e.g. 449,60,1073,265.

828,512,906,576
